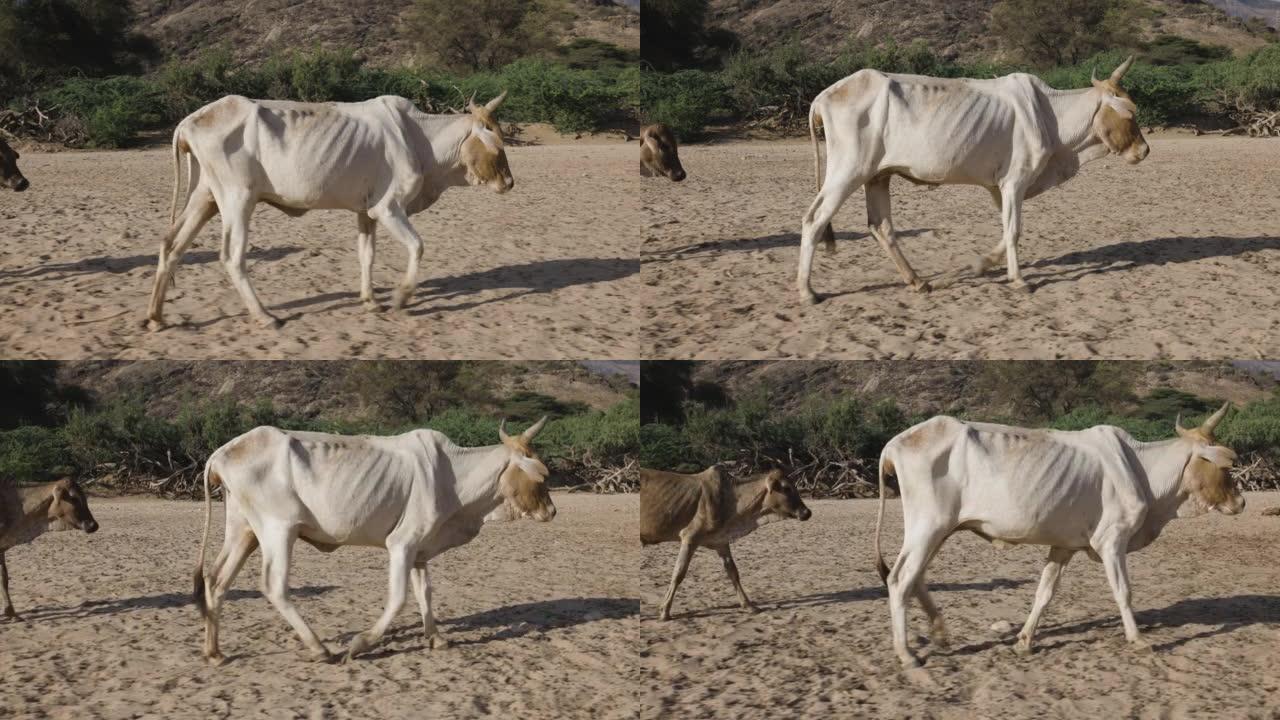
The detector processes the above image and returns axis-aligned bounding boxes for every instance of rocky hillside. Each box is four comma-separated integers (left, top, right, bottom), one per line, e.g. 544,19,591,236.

692,361,1279,418
56,361,635,421
127,0,638,65
1211,0,1280,28
708,0,1275,62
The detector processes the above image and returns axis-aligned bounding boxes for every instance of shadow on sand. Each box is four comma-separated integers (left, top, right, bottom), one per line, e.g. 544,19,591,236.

0,247,304,285
19,584,339,621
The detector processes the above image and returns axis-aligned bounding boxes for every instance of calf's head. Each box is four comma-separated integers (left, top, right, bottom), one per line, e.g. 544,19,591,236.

495,416,556,522
640,124,686,182
759,470,811,521
0,140,30,192
1175,403,1245,516
460,92,514,194
48,478,99,533
1091,57,1149,165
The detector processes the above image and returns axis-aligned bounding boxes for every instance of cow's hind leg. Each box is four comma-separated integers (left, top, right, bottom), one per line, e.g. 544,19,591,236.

0,551,18,620
887,524,950,668
346,542,413,661
370,205,424,311
147,187,217,330
202,524,258,664
259,524,331,661
866,176,929,292
411,562,448,649
1015,546,1073,655
356,212,380,311
219,194,282,328
999,185,1030,292
658,539,697,620
714,545,757,613
798,170,864,304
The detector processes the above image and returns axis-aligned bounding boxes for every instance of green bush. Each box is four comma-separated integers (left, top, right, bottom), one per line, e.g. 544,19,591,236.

0,426,70,483
641,69,730,138
38,75,163,147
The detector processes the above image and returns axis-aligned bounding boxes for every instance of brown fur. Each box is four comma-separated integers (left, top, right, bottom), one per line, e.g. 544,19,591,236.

640,124,686,181
0,137,29,191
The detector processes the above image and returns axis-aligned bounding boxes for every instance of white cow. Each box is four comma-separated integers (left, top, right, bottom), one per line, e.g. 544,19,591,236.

193,417,555,664
147,92,514,330
799,57,1149,303
874,404,1243,668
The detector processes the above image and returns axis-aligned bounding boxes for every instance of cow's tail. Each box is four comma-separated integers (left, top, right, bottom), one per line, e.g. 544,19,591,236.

808,99,836,255
169,125,186,227
875,450,893,585
193,457,218,618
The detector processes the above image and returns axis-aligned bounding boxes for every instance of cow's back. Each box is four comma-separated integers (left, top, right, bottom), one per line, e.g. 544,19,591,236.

639,467,724,544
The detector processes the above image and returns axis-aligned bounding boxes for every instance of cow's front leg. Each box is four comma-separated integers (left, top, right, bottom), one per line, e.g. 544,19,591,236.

346,543,413,661
658,540,696,620
0,551,19,621
411,562,448,649
355,212,381,312
221,195,282,328
371,205,424,311
1098,540,1147,649
1015,546,1074,655
999,185,1030,292
713,545,756,612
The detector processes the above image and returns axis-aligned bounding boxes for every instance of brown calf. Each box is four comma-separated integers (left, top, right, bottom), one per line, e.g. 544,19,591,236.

640,124,686,182
640,466,810,620
0,138,30,192
0,478,99,619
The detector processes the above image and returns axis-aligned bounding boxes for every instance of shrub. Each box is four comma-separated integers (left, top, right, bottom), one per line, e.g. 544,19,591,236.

38,75,163,147
641,69,730,138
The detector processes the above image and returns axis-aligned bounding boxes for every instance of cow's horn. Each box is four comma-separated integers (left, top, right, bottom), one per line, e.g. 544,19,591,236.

499,418,511,443
1201,402,1230,433
1175,412,1188,437
1091,66,1099,84
465,90,478,110
1110,55,1134,83
522,415,548,440
485,90,508,112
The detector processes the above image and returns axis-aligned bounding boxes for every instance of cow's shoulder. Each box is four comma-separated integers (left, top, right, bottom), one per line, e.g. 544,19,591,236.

186,94,256,130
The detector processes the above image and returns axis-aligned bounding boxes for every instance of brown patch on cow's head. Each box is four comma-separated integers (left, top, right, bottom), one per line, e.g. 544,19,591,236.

640,124,686,182
460,91,514,194
48,478,99,534
1090,57,1149,165
759,470,811,521
0,139,30,192
1175,403,1245,516
496,416,556,522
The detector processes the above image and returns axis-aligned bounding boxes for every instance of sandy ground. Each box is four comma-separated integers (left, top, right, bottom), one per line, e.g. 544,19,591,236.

642,137,1280,359
0,143,638,359
640,493,1280,719
0,493,639,719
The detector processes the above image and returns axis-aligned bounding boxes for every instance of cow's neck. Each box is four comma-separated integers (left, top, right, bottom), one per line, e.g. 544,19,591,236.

410,112,473,185
1130,437,1196,536
1046,88,1103,153
445,444,511,517
0,484,55,548
730,478,781,529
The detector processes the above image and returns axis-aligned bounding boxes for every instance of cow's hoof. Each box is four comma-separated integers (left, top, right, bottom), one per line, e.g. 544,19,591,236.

362,299,384,313
900,656,923,670
3,610,22,622
257,316,284,330
798,290,820,306
743,604,761,614
204,652,226,666
1129,638,1153,653
1008,279,1032,294
428,634,450,650
1013,639,1033,656
657,611,672,622
146,318,166,332
929,631,950,649
911,280,933,293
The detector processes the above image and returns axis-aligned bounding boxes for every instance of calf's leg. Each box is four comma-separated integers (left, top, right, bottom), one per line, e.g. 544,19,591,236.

346,542,413,661
713,545,756,612
658,540,696,621
1015,546,1074,655
0,551,18,620
411,562,448,649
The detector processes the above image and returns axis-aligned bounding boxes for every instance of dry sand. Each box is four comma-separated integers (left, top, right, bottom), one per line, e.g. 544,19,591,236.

642,137,1280,359
0,493,638,719
0,143,638,359
641,493,1280,719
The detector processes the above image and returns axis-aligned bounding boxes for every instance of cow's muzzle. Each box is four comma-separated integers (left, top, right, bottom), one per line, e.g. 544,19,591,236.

83,519,99,534
796,507,812,521
8,176,28,192
669,168,687,182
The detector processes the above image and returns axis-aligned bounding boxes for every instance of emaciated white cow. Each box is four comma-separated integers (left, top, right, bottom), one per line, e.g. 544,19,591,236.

874,404,1242,668
148,92,514,330
799,57,1149,304
193,417,555,664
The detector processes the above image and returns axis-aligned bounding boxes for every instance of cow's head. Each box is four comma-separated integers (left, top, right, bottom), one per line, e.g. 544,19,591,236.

47,478,99,534
1090,57,1149,165
1175,403,1245,516
0,140,30,192
460,92,514,194
640,124,686,181
494,416,556,522
759,469,811,521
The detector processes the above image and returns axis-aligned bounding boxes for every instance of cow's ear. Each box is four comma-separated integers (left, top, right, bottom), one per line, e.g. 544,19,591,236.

1198,445,1236,469
765,470,783,491
1102,95,1134,119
